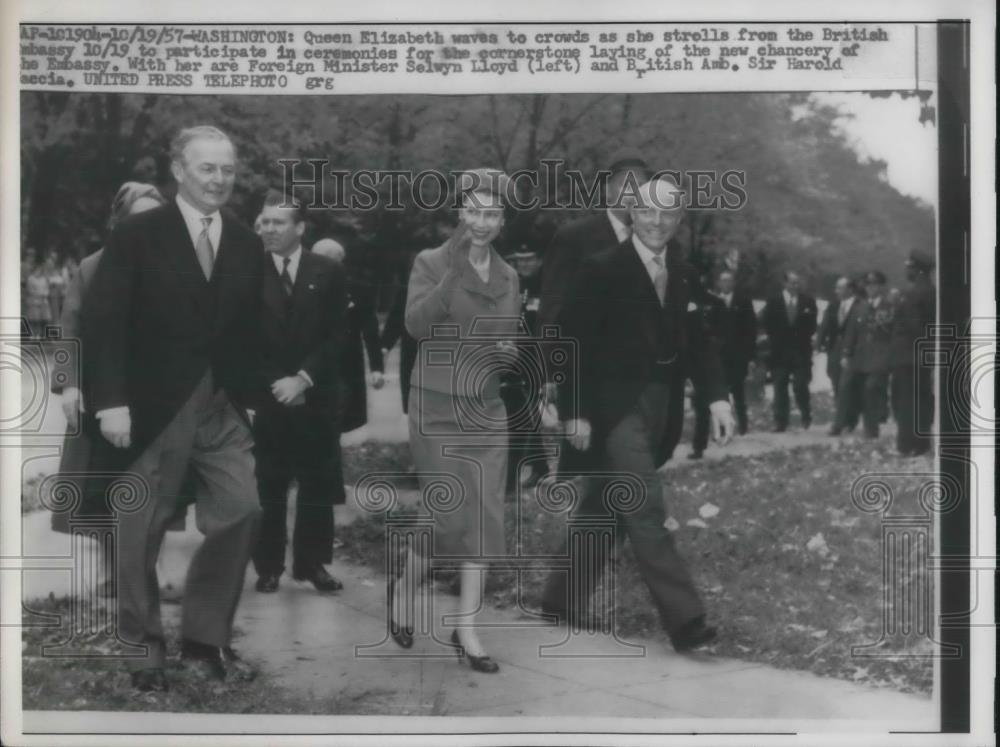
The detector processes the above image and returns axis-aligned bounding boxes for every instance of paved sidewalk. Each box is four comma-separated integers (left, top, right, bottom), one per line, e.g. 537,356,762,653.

18,348,928,723
20,506,932,724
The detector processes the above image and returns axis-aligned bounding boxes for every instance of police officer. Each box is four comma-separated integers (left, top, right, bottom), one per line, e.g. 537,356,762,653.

841,270,893,438
501,244,549,491
889,251,936,456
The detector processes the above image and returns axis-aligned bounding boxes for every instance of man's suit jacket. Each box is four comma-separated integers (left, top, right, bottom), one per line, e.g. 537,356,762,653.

340,267,385,432
81,201,265,452
380,253,419,413
538,212,619,330
257,249,347,423
817,297,862,376
762,291,818,371
717,291,757,375
557,239,727,463
842,297,894,375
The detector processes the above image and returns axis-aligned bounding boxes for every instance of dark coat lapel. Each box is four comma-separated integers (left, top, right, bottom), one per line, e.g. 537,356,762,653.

663,240,688,320
211,212,250,332
262,252,290,322
288,249,319,323
614,240,661,350
161,202,211,316
617,240,660,307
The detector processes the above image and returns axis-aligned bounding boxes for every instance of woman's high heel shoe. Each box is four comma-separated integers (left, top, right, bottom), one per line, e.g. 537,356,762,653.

388,575,414,649
450,629,500,674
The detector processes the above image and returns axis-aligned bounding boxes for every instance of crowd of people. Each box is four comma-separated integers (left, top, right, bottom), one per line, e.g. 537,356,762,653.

20,247,78,338
37,124,936,692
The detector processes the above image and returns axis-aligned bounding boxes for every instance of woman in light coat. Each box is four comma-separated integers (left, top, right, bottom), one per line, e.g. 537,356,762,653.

391,169,520,673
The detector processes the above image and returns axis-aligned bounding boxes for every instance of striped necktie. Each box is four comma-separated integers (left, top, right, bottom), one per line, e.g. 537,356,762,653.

651,254,667,306
195,216,214,280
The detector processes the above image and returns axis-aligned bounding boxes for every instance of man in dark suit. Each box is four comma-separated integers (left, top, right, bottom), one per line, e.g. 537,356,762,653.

543,177,735,652
252,192,348,594
312,237,385,433
379,250,419,414
762,271,818,431
820,276,863,435
889,251,936,455
715,269,757,435
538,149,650,330
688,287,727,458
538,149,651,475
841,271,894,438
501,244,549,490
81,126,264,691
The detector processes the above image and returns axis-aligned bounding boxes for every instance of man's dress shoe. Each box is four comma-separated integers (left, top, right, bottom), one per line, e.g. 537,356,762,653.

293,565,343,592
671,616,718,652
131,667,168,692
255,574,280,593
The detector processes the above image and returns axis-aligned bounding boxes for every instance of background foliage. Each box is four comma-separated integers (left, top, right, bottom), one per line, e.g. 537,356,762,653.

20,91,934,301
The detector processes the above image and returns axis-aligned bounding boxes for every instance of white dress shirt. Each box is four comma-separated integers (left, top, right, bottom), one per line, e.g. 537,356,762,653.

272,245,302,283
631,233,667,287
269,245,314,388
838,295,855,323
176,193,222,251
97,195,222,421
607,210,631,243
720,291,734,308
632,234,731,417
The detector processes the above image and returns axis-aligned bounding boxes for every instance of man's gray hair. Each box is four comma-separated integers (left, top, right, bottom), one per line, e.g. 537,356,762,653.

170,126,234,163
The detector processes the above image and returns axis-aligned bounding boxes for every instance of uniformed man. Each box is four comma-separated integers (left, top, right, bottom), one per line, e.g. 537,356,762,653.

889,251,936,456
841,270,894,438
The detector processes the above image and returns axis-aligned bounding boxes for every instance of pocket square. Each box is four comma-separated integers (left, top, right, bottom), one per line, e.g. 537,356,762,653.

687,302,698,311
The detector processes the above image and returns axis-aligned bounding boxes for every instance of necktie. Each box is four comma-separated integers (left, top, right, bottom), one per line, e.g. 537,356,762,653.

838,302,847,326
651,254,667,306
194,216,214,280
280,256,294,297
787,295,797,324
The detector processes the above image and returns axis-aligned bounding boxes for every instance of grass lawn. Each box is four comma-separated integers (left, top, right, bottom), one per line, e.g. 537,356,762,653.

20,595,367,713
337,427,935,695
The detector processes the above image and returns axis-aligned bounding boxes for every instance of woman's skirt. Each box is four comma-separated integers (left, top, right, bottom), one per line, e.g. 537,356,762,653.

407,386,507,560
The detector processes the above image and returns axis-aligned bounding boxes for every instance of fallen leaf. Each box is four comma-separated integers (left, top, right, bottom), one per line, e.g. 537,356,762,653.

699,502,720,519
686,518,708,529
664,517,680,532
806,533,830,556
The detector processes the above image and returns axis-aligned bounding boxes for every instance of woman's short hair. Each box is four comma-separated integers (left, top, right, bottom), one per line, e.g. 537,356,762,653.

109,182,166,230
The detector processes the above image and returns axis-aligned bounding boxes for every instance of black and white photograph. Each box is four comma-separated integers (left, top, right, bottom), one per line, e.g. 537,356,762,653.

1,3,994,745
